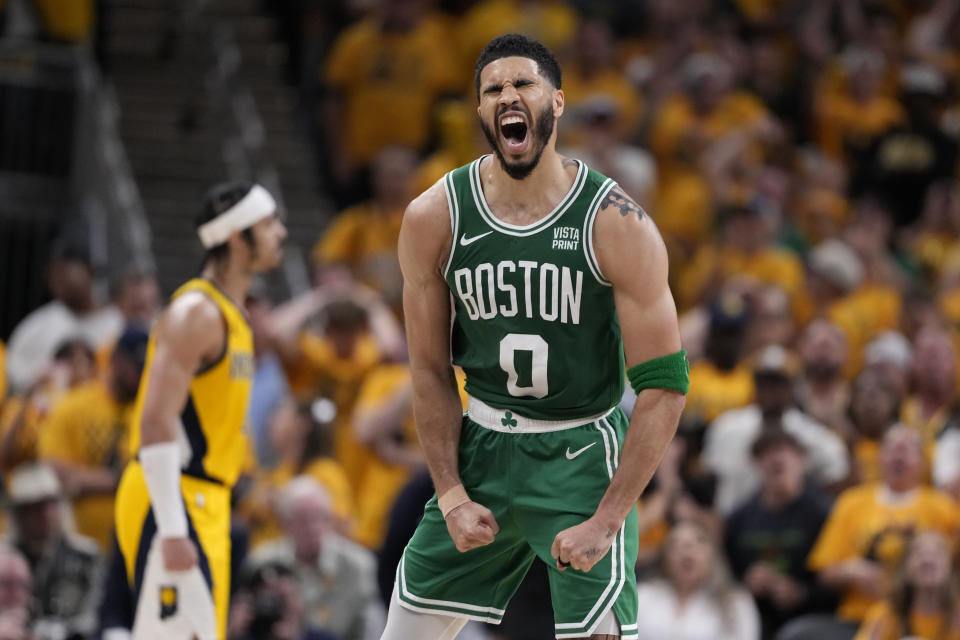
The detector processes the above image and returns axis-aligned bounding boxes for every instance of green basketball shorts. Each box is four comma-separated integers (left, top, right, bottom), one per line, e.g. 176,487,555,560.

397,397,640,640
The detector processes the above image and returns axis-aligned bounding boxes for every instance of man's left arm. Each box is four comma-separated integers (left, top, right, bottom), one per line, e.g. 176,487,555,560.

552,186,686,572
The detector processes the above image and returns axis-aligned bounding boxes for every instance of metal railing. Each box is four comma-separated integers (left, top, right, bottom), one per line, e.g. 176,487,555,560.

0,40,152,340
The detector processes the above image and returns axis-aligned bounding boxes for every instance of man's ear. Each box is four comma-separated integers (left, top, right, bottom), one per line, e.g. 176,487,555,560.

553,89,565,119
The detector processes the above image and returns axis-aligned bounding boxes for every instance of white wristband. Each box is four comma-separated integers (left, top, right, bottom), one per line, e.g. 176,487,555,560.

140,441,188,539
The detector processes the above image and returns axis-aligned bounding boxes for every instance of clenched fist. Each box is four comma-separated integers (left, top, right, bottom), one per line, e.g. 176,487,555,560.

445,501,499,552
551,517,617,572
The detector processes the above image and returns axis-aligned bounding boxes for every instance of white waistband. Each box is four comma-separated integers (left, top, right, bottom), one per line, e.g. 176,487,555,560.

466,396,616,433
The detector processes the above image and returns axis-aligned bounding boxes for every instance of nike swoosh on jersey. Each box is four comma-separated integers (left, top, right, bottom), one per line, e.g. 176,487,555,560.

459,231,494,246
565,442,597,460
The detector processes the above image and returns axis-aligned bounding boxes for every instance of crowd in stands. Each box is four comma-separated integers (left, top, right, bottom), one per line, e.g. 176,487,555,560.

3,0,960,639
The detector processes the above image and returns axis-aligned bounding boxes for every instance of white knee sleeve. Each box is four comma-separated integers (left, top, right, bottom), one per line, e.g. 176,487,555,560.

380,584,469,640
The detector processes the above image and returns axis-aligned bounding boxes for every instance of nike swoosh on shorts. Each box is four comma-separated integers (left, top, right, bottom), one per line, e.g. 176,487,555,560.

565,442,597,460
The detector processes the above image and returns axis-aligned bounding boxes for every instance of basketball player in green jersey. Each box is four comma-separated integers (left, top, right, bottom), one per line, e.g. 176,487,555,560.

381,34,688,640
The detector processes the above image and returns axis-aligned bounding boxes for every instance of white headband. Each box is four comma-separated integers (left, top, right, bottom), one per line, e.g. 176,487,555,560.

197,184,276,249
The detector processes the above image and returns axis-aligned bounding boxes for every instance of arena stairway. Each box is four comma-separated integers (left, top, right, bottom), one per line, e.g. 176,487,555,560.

103,0,326,297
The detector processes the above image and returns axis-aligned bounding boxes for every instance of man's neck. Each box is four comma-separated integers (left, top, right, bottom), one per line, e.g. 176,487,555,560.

760,486,798,510
480,149,573,224
202,262,251,310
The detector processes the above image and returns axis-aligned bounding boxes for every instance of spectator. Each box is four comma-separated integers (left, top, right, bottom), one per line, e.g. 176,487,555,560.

900,325,958,446
725,430,837,639
808,426,960,630
862,331,913,398
268,284,402,489
853,530,960,640
743,285,796,357
0,546,33,640
247,477,380,640
0,339,96,477
241,397,354,548
228,561,338,640
704,345,849,515
5,243,122,393
853,65,959,228
814,46,903,163
684,290,755,426
562,95,657,208
5,464,102,640
36,326,149,551
312,146,417,308
848,366,905,486
636,433,720,568
322,0,460,201
110,269,160,330
635,520,760,640
678,203,804,313
795,320,851,437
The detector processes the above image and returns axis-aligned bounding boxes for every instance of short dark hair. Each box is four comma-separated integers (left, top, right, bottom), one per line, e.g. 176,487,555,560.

474,34,562,100
751,428,804,460
195,181,256,264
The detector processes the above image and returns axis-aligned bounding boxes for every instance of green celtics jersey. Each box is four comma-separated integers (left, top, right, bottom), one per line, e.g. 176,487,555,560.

443,155,624,420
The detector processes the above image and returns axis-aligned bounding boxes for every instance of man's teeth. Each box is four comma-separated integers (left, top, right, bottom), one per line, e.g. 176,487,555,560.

501,115,524,126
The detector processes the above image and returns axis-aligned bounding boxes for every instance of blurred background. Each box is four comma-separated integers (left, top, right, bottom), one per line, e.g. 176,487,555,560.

2,0,960,639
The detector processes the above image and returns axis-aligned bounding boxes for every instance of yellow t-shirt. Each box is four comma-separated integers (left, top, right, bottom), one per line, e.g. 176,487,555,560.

0,397,45,477
285,331,382,489
855,600,960,640
901,397,953,447
37,380,130,551
685,361,755,424
816,91,904,161
324,14,460,165
650,92,768,176
457,0,578,77
677,244,804,311
312,203,404,296
808,483,960,622
351,365,469,549
827,286,902,377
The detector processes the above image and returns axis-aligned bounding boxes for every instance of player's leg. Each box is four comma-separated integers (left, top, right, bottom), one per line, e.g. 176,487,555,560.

388,417,534,634
115,466,227,640
381,584,469,640
512,409,640,639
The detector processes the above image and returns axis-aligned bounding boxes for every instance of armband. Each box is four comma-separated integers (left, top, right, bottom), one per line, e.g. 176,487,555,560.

140,441,188,538
627,350,690,395
438,484,471,519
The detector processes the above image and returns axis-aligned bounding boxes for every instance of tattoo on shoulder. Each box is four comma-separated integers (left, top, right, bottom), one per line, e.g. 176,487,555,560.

562,157,578,169
599,187,645,222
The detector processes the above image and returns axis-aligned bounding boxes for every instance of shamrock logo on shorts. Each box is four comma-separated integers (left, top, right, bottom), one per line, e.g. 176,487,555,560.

502,411,517,428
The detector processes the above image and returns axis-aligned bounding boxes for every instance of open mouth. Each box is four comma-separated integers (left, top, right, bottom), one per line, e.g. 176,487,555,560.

499,112,529,153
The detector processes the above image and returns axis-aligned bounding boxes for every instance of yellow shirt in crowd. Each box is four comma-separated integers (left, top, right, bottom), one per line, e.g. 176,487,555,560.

37,380,130,551
285,331,382,491
677,244,804,312
808,483,960,622
855,601,960,640
324,14,460,165
351,364,469,549
457,0,578,76
685,361,755,424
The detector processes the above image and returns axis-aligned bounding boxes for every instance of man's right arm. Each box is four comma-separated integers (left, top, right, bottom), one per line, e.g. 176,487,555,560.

398,181,498,551
138,292,224,570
